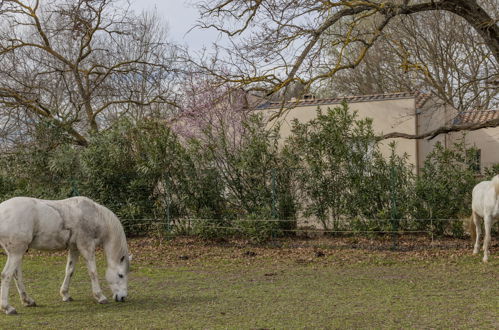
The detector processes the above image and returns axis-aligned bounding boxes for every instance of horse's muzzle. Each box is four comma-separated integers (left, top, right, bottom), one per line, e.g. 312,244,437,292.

114,295,126,302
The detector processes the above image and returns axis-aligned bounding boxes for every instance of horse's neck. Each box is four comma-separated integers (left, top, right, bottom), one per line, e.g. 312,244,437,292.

102,225,127,266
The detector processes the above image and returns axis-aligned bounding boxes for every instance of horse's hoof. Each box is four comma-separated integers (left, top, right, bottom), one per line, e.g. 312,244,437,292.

63,297,73,302
98,298,108,304
5,307,17,315
24,301,36,307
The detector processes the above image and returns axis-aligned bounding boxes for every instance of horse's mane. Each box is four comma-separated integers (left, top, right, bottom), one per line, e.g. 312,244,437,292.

94,202,129,260
493,175,499,196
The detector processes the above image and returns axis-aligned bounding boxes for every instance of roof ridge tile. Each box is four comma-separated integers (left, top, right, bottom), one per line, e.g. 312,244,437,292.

257,91,419,109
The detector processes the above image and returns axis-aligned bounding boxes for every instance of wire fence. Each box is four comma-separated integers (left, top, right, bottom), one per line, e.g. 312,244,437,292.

56,161,498,250
118,217,496,250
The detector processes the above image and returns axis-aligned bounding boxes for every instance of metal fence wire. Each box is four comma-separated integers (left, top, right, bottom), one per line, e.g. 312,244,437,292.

118,217,499,248
63,163,498,248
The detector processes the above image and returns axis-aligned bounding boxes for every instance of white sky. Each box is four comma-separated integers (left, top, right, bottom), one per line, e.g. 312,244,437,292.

130,0,223,51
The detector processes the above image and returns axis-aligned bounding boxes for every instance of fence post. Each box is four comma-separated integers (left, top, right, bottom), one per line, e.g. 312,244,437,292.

430,217,434,245
271,168,277,219
389,153,399,250
162,176,172,236
69,179,80,197
271,168,278,238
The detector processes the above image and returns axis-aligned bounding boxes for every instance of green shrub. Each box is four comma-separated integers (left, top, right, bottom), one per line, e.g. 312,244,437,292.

0,105,494,240
413,137,482,236
284,102,415,231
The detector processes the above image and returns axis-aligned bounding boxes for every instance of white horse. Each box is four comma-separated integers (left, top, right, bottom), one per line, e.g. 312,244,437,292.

0,196,131,315
471,175,499,262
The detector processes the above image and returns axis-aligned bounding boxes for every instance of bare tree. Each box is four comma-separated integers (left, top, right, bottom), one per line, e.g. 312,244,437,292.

0,0,180,147
317,4,498,112
195,0,498,136
173,75,249,143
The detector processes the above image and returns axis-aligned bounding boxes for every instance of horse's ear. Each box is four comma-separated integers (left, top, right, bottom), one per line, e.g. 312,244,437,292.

129,254,133,261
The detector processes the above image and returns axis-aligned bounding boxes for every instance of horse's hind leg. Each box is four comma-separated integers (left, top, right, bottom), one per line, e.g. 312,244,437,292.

60,248,79,302
78,243,108,304
1,252,23,315
472,211,482,255
482,215,492,262
13,260,36,307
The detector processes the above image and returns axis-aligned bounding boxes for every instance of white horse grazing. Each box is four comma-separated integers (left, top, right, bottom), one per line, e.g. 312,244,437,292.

471,175,499,262
0,196,131,315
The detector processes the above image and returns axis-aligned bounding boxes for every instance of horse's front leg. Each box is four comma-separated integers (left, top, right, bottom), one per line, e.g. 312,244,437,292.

13,262,36,307
482,215,492,262
472,212,482,255
60,248,79,302
1,252,23,315
79,246,108,304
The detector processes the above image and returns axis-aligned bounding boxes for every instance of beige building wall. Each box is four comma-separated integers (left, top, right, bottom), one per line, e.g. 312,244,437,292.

416,99,459,170
451,128,499,170
255,94,498,173
353,98,417,166
258,97,418,168
253,94,498,229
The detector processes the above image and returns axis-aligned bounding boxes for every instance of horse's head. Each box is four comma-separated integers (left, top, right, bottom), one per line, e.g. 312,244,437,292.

106,254,132,302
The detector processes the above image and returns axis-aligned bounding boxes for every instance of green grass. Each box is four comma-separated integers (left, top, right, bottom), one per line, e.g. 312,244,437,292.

0,239,497,329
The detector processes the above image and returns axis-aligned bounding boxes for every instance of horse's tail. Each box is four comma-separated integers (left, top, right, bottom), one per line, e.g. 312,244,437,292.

493,175,499,196
467,215,476,243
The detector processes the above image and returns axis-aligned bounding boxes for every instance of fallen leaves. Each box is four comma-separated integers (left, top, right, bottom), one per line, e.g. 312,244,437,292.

123,234,494,267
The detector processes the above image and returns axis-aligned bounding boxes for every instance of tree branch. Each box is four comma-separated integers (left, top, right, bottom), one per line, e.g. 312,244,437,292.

379,117,499,141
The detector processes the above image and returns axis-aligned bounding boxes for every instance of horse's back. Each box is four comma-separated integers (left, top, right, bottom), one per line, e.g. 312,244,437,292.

0,197,42,229
472,178,499,219
0,197,71,251
0,196,119,252
0,197,40,250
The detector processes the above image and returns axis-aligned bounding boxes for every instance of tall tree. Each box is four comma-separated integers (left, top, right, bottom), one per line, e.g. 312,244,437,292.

317,2,498,112
195,0,499,136
0,0,180,147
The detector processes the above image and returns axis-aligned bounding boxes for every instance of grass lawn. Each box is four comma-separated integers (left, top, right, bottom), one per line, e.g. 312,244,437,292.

0,237,497,329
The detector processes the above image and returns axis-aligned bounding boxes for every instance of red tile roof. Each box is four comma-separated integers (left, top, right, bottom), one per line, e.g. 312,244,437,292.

256,91,430,110
453,109,499,125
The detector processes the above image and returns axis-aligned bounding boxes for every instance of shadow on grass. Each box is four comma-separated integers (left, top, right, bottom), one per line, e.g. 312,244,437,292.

15,293,217,317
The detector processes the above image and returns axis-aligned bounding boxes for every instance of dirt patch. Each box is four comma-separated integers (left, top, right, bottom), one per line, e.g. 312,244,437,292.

126,235,497,266
20,234,496,267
